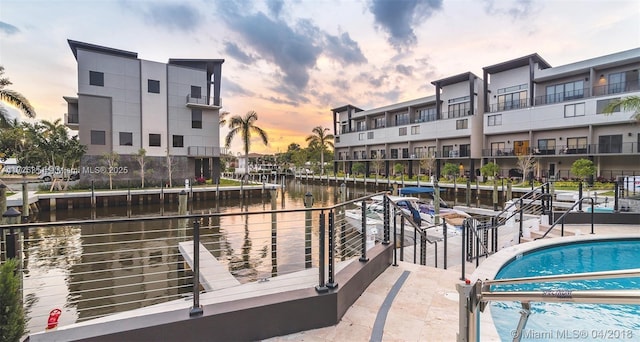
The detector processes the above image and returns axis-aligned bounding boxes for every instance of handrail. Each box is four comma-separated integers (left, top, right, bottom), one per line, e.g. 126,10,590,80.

535,197,595,239
493,182,550,222
483,268,640,286
481,289,640,305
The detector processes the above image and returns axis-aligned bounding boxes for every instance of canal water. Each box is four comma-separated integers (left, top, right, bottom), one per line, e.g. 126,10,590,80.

22,179,495,334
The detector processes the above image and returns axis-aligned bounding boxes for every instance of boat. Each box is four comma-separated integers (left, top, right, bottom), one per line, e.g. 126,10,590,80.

344,188,472,243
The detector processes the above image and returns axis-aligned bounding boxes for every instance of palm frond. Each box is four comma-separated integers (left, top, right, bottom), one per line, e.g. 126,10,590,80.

0,89,36,118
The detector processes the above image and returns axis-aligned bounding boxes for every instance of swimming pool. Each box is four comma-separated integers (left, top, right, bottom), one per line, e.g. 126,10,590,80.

490,239,640,341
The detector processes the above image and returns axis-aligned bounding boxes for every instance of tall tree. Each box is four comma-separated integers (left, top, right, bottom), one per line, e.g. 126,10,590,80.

224,111,269,176
603,95,640,122
305,126,334,175
136,148,148,188
0,66,36,127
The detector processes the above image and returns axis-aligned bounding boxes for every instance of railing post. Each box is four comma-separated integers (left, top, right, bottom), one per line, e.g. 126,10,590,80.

190,217,203,316
461,219,466,280
327,210,337,288
359,200,369,262
316,211,329,293
518,198,524,244
399,216,405,261
589,197,595,234
383,195,390,244
393,208,398,266
443,220,447,270
578,182,583,211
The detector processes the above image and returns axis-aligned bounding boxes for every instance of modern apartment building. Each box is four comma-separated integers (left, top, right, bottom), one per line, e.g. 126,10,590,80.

332,48,640,181
64,40,224,185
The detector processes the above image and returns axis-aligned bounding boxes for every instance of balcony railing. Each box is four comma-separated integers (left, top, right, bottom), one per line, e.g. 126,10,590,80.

592,80,640,97
64,113,79,125
188,146,221,157
533,88,590,106
487,99,530,113
482,142,640,157
186,95,219,107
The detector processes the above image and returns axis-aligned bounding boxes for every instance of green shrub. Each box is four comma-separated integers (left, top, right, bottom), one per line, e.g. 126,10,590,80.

0,259,27,341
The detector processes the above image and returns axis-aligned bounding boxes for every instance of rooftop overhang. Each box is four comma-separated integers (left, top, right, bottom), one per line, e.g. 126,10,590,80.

68,39,138,61
168,59,225,74
483,53,551,74
431,72,479,87
534,48,640,82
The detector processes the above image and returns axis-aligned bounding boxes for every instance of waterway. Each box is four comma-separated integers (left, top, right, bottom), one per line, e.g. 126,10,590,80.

20,179,496,334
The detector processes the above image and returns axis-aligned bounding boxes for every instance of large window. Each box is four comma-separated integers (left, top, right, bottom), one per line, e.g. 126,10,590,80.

89,71,104,86
447,101,470,118
442,145,454,158
564,103,585,117
488,114,502,126
358,133,365,141
413,147,424,158
411,125,420,135
148,79,160,94
192,109,202,129
149,134,161,147
545,80,584,103
190,85,201,99
497,84,527,110
537,139,556,155
119,132,133,146
427,146,437,157
395,112,409,125
172,135,184,148
566,137,587,154
402,148,409,158
356,121,366,131
91,130,105,145
399,127,407,136
367,132,374,139
598,134,622,153
373,116,385,128
390,149,398,159
491,142,505,156
417,107,436,122
608,72,625,94
596,98,620,114
456,119,468,130
459,144,470,157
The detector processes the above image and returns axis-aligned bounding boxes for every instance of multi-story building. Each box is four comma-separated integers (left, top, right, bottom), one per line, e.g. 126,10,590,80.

64,40,224,185
333,48,640,181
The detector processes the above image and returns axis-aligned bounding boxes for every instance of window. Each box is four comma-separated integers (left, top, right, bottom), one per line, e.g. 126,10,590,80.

608,72,625,94
564,103,585,117
390,149,398,159
192,109,202,129
427,146,437,157
411,125,420,135
491,142,505,156
340,122,348,134
447,102,470,118
370,150,377,159
119,132,133,146
148,79,160,94
545,80,584,103
417,107,436,122
356,121,366,131
353,151,359,160
488,114,502,126
359,133,365,140
191,86,201,99
402,148,409,158
596,98,620,114
173,135,184,148
399,127,407,136
456,119,468,130
89,71,104,86
91,130,105,145
413,147,424,158
367,132,374,139
566,137,588,154
497,84,527,111
373,117,385,128
537,139,556,155
442,145,454,158
149,134,161,147
459,144,470,157
395,112,409,125
598,134,622,153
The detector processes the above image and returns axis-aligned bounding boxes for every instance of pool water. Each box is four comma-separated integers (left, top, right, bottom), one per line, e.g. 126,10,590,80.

490,240,640,341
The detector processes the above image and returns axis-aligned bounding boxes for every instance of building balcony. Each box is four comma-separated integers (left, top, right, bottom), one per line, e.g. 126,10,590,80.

64,113,79,130
188,146,221,157
186,95,221,109
487,99,530,113
482,142,640,157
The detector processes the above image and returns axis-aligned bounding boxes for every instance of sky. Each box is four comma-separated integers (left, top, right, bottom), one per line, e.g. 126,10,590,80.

1,0,639,155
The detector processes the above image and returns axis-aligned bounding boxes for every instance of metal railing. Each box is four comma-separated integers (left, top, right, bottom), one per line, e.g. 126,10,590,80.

458,268,640,342
0,195,379,333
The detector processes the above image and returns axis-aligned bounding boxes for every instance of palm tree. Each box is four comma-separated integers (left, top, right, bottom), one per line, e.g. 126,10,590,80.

305,126,334,175
0,66,36,127
224,111,268,175
603,95,640,122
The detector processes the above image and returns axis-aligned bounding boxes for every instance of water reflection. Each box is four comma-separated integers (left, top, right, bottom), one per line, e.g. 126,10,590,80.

23,179,496,333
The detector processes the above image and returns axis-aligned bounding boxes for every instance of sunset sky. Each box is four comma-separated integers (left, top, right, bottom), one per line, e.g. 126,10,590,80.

1,0,639,154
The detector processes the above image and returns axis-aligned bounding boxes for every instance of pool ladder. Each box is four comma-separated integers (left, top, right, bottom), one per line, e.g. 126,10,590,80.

457,268,640,342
